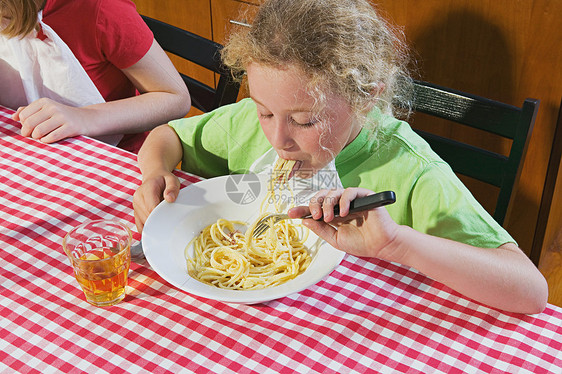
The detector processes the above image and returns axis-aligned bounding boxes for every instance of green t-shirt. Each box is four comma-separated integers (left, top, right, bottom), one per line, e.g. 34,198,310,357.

169,98,514,248
169,99,270,178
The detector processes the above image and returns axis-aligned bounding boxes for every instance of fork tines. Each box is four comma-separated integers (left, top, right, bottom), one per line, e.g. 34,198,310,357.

252,214,288,238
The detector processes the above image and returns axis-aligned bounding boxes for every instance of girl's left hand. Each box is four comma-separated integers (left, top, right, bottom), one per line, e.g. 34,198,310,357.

288,187,401,259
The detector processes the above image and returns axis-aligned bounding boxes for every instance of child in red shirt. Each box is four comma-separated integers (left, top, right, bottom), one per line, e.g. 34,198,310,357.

0,0,191,153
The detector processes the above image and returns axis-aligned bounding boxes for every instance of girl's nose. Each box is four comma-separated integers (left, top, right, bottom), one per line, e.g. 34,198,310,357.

269,117,294,150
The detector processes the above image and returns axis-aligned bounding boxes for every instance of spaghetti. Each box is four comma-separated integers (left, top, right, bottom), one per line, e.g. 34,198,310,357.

186,159,312,290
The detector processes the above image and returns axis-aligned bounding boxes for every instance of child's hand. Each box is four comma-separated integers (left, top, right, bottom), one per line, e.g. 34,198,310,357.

13,98,90,143
288,187,401,259
133,172,180,233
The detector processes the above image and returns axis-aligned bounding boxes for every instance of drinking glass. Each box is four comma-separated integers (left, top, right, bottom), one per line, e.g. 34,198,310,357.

62,220,132,307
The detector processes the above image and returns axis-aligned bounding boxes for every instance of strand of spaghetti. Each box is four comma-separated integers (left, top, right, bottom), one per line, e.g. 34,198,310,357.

261,158,296,213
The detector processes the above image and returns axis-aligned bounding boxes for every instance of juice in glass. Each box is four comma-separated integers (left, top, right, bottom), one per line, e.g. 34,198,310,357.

63,220,132,307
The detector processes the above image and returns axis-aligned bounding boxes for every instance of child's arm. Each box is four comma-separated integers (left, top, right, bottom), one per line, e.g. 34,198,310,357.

392,230,547,315
133,124,183,233
289,187,548,314
13,40,191,143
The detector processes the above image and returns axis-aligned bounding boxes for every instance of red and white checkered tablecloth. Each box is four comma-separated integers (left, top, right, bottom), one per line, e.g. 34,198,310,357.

1,105,561,374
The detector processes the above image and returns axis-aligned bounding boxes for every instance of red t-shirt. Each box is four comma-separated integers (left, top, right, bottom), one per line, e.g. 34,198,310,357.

42,0,153,102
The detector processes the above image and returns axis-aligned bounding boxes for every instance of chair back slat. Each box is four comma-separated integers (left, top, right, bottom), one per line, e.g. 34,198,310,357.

413,82,523,139
180,74,215,113
415,129,508,187
410,80,539,229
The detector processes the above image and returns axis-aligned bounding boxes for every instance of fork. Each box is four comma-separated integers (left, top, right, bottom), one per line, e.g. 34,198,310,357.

251,190,396,237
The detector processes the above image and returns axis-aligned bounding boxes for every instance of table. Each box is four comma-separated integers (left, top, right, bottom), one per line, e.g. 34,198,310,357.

1,105,561,374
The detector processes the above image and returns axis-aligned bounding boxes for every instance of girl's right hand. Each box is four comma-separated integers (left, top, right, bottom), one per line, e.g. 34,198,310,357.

288,187,401,260
133,172,180,233
14,98,92,143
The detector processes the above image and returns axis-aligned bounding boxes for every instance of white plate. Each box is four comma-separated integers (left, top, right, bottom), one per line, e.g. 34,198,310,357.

142,174,345,304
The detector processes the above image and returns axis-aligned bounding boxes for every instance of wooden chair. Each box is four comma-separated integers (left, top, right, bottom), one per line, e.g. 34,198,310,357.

141,15,240,113
406,80,539,229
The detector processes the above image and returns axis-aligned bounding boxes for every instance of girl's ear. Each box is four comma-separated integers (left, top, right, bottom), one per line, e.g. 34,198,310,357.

361,82,386,114
371,82,386,97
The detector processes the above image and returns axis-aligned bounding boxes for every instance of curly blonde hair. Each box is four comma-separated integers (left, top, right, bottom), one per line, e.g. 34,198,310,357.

222,0,413,131
0,0,44,38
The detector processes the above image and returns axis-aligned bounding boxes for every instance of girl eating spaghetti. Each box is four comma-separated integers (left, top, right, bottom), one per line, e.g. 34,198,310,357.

133,0,547,314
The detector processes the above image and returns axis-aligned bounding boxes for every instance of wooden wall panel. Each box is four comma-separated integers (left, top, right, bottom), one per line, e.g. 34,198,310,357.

132,0,211,35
